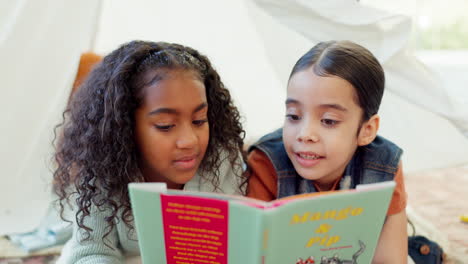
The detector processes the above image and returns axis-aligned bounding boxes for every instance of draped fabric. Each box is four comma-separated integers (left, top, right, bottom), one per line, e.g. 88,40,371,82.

0,0,100,234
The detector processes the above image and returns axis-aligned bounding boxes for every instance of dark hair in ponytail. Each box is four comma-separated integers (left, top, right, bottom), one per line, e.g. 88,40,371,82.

290,40,385,121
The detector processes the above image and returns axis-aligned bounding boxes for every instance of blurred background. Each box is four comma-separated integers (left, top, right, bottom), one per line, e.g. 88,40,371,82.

362,0,468,109
1,0,467,262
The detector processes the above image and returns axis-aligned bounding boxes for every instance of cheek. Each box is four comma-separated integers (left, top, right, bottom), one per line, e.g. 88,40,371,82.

324,132,357,156
144,133,172,162
198,126,210,154
282,125,296,150
134,120,173,165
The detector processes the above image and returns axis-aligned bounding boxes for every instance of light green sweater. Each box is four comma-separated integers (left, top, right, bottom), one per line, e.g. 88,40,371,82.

57,154,243,264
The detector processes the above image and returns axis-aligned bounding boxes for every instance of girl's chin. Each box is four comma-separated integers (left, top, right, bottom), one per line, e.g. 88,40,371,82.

172,171,198,185
294,166,325,181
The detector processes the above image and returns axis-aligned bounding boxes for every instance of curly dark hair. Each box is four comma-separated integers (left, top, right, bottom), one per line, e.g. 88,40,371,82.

53,40,246,244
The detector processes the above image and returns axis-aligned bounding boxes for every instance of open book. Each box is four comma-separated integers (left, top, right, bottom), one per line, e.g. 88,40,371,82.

129,181,395,264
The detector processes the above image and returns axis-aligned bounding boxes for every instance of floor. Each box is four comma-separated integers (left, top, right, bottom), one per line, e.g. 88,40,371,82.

406,164,468,264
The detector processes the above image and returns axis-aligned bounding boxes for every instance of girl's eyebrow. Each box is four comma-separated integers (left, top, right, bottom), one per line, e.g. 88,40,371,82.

285,98,300,105
319,104,348,112
148,108,177,116
193,102,208,113
148,102,207,116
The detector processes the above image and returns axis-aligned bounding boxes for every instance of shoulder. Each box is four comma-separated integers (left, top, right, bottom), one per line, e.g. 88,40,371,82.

248,128,299,177
246,149,278,201
248,128,288,162
247,148,276,172
358,135,403,174
248,128,283,151
364,135,402,153
57,206,135,264
185,149,245,195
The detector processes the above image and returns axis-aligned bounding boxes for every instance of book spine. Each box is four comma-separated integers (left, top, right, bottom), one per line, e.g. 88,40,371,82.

260,210,272,264
227,203,265,264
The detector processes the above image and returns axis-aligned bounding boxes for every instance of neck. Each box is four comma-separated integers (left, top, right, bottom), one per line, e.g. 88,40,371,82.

145,174,184,190
140,166,184,190
313,175,342,192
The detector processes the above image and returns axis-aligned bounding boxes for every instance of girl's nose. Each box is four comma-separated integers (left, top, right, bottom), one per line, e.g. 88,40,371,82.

296,124,319,143
175,126,197,149
297,133,319,143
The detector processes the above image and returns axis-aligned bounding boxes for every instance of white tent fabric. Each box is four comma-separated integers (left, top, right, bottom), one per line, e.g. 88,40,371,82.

1,0,468,241
0,0,100,234
253,0,468,137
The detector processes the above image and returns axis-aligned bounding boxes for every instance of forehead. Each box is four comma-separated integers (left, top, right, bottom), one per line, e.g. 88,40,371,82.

287,68,358,108
139,68,201,88
140,70,206,109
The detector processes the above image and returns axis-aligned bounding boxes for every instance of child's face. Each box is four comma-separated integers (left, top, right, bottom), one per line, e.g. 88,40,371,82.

134,70,209,188
283,68,367,189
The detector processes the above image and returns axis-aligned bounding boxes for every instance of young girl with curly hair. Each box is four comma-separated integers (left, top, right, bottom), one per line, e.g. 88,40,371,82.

53,40,246,263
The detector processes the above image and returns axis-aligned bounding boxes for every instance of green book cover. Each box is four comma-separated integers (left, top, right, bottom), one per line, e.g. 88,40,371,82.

129,181,395,264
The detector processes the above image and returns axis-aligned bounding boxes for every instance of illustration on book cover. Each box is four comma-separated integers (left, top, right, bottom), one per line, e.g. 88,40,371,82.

295,240,366,264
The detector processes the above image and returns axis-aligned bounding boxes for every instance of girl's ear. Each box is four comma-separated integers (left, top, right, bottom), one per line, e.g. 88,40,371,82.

357,114,380,146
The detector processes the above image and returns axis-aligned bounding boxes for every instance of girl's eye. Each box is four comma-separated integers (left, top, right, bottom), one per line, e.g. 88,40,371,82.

321,119,339,127
193,119,208,126
286,114,301,121
155,124,175,131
